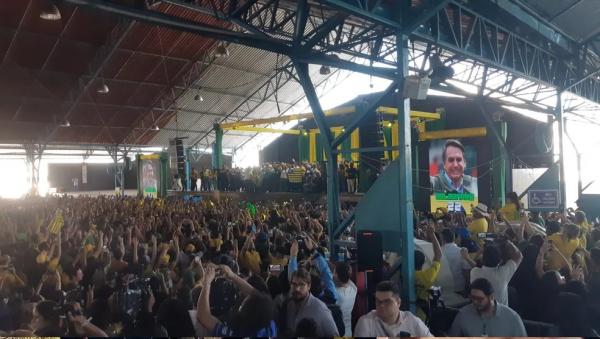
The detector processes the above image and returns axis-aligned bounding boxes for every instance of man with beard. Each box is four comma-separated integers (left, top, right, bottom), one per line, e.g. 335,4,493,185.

449,278,526,336
282,268,339,337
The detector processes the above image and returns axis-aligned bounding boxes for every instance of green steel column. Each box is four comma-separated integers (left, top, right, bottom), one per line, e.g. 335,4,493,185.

212,125,223,169
491,121,507,207
396,33,415,312
411,126,420,208
298,131,309,162
556,92,567,211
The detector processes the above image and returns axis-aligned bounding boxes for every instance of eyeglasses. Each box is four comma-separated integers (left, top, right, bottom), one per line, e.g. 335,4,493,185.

375,298,394,307
470,295,486,303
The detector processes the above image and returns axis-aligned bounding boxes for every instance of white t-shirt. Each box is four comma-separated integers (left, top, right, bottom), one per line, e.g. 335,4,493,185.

336,281,357,336
442,243,471,292
470,259,518,306
354,310,432,337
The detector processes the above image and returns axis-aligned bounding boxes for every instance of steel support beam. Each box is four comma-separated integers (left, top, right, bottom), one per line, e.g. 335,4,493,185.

23,142,45,196
556,92,567,211
396,33,415,312
294,61,339,254
331,81,397,149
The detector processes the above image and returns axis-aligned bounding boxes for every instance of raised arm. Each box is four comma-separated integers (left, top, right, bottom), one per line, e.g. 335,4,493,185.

460,247,477,268
132,237,139,265
169,234,180,270
287,240,299,282
150,234,158,265
196,266,219,333
220,264,256,296
505,239,523,266
427,226,442,262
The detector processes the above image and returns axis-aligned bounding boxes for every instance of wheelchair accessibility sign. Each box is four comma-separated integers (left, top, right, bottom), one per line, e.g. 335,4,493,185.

528,189,559,209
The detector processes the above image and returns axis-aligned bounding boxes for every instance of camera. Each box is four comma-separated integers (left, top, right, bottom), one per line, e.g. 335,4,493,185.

114,277,153,317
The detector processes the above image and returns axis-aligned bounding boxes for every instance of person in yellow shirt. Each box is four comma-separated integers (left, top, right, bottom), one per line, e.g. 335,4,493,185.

240,236,262,276
415,226,442,321
547,223,582,271
574,210,591,249
499,192,521,222
469,203,489,245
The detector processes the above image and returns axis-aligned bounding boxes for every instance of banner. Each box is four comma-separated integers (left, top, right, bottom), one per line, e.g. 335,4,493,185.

429,139,478,213
48,210,64,235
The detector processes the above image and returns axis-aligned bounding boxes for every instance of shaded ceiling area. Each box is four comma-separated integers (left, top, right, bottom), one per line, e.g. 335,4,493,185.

0,0,224,144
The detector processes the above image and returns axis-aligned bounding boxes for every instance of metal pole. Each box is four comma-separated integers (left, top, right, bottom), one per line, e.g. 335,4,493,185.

556,92,567,211
396,33,415,312
294,62,340,254
564,119,582,198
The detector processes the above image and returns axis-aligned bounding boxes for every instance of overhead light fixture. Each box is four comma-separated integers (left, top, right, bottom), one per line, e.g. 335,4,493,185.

152,125,160,131
194,93,204,102
215,44,229,57
60,120,70,127
429,54,454,85
97,82,109,94
40,2,61,21
319,65,331,75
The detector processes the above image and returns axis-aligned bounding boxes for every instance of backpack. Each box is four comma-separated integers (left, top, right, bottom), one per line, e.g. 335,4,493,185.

326,303,346,336
277,297,345,336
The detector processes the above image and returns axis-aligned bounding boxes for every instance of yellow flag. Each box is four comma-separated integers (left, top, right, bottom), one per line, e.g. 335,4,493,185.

48,210,64,235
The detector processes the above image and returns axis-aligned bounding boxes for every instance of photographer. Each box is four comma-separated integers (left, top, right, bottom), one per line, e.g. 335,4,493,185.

196,265,277,336
470,236,522,306
414,225,442,321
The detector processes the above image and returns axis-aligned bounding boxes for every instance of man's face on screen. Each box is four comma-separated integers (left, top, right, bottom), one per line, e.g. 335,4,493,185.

444,145,465,184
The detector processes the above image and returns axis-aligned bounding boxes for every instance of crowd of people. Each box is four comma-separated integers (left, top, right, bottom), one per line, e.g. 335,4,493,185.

411,192,600,336
189,160,360,194
0,191,598,337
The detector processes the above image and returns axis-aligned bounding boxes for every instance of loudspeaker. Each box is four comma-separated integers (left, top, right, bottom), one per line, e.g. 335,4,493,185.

356,230,383,272
175,139,186,176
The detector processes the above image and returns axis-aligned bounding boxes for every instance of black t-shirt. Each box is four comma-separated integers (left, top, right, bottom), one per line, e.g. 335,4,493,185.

346,168,358,179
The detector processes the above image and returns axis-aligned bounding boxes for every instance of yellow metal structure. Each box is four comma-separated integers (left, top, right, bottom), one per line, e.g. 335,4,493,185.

225,126,301,135
418,127,487,141
219,106,440,129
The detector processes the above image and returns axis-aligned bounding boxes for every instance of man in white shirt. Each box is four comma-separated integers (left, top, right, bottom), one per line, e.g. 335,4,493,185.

470,239,522,306
354,281,432,337
334,262,357,336
440,228,471,293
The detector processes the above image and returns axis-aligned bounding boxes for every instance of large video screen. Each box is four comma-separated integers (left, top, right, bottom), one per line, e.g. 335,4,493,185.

429,139,478,213
141,158,159,198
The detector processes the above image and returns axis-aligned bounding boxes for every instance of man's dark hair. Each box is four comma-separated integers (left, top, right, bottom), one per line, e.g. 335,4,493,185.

590,247,600,265
441,228,455,244
529,234,545,249
565,224,580,239
414,250,426,270
335,262,351,284
482,245,502,268
231,293,275,336
296,318,318,337
291,267,312,285
470,278,494,296
546,220,561,235
35,300,61,324
375,280,400,296
442,139,465,162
